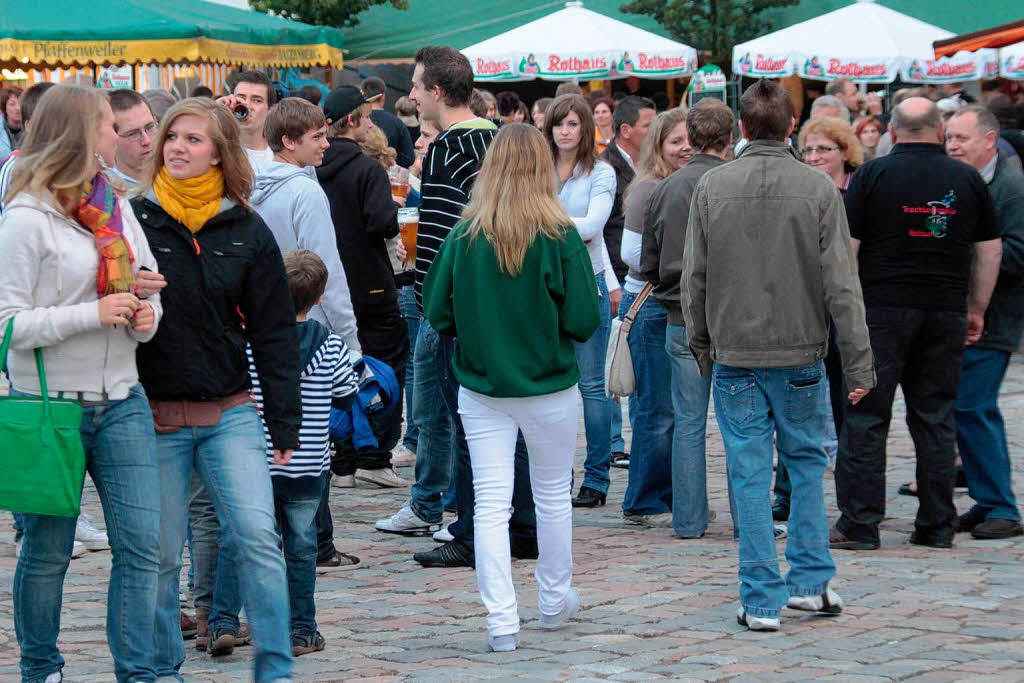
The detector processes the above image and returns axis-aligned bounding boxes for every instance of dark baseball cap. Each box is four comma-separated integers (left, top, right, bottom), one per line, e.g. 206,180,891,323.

323,86,383,125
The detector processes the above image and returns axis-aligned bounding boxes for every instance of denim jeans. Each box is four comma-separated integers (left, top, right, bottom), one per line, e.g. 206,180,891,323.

14,384,161,683
431,331,537,552
573,274,613,493
956,347,1020,522
665,324,720,537
153,403,291,682
187,472,221,615
398,284,422,452
274,473,326,636
610,401,626,453
621,294,673,516
836,308,966,544
713,362,835,617
408,320,456,525
316,472,337,562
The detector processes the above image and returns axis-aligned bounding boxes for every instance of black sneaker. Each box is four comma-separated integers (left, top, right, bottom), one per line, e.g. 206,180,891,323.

971,518,1024,540
611,452,629,469
772,501,790,521
510,539,539,560
292,631,326,656
413,539,474,568
953,508,988,533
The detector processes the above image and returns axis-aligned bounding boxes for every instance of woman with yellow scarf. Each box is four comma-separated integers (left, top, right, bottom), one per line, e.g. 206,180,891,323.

130,97,301,681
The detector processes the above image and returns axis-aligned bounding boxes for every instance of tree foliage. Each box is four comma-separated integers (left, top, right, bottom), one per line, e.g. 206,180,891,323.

249,0,408,28
620,0,798,74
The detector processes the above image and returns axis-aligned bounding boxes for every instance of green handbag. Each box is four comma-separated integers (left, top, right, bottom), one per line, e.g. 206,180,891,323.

0,318,86,517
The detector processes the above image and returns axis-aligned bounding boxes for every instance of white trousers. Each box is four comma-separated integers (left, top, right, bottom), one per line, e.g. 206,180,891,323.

458,385,579,636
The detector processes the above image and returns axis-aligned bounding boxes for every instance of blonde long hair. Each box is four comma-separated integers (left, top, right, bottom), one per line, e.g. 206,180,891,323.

625,108,688,201
461,123,570,276
5,84,110,211
144,97,253,209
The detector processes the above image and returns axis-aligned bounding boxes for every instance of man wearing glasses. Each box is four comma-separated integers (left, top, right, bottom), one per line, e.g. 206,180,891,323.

109,89,158,190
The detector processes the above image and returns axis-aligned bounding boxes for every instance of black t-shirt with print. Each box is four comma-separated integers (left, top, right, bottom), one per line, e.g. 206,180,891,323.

844,143,999,312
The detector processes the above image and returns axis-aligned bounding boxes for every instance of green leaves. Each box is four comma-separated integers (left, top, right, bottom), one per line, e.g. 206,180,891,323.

249,0,409,28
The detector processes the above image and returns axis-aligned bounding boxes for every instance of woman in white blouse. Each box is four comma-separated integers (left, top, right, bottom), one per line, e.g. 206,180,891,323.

543,94,620,508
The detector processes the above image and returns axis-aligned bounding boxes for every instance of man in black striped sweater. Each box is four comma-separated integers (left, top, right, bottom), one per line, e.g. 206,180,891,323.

374,46,539,568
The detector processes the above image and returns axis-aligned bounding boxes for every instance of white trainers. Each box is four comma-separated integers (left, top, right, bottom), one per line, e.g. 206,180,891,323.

787,587,843,615
737,607,780,631
391,446,416,467
356,467,411,488
375,504,440,536
539,588,580,630
433,519,455,543
330,474,356,488
76,512,110,551
70,540,87,558
14,537,21,558
44,672,62,683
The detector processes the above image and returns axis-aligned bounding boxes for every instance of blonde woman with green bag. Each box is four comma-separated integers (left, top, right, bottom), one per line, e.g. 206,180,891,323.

0,84,164,683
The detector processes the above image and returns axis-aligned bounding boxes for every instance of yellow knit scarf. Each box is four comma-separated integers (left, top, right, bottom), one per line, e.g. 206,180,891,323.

153,166,226,233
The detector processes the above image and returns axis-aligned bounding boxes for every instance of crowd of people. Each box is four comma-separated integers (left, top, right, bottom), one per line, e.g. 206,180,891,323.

0,49,1022,681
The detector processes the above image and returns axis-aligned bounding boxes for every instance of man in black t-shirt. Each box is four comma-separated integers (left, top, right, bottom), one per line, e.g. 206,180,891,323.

832,97,1003,551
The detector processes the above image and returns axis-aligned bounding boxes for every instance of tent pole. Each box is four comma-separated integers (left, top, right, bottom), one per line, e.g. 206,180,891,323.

668,78,676,108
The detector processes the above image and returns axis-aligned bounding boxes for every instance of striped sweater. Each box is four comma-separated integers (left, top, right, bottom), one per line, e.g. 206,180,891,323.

413,121,497,311
247,320,359,478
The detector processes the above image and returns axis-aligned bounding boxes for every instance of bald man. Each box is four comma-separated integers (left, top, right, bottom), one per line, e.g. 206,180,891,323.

832,97,1003,551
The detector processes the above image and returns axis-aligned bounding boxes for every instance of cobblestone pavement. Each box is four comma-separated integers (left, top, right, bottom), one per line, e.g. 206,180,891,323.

2,360,1023,681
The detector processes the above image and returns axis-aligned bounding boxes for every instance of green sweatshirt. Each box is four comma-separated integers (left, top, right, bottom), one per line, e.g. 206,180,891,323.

423,221,600,398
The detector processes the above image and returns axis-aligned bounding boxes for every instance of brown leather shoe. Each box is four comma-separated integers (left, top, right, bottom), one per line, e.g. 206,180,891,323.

209,623,252,657
195,610,209,651
829,524,879,550
180,611,198,640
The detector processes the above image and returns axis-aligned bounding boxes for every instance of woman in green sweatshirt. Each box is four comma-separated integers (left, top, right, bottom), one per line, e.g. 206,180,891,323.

423,123,599,652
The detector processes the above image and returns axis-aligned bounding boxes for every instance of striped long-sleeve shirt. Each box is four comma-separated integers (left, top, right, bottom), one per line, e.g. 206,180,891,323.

247,323,359,478
413,120,497,311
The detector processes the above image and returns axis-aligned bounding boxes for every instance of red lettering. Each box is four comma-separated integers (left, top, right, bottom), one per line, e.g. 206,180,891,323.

925,61,976,78
826,59,887,78
475,58,510,75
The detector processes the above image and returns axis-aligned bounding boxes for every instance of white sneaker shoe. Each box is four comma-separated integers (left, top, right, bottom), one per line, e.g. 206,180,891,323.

14,537,22,558
44,672,62,683
356,467,411,488
330,474,356,488
737,607,780,631
375,504,440,536
70,541,86,559
391,446,416,467
539,588,580,629
787,587,843,615
433,519,455,543
76,512,110,550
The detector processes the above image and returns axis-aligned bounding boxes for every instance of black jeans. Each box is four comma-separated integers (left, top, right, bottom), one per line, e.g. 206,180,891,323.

835,307,966,544
435,334,537,552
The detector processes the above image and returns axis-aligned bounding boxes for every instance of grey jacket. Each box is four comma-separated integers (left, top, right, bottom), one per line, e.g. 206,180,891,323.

977,154,1024,352
641,154,726,325
682,140,875,390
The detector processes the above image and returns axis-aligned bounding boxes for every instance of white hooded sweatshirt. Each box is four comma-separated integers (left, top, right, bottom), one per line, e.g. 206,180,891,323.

250,161,360,351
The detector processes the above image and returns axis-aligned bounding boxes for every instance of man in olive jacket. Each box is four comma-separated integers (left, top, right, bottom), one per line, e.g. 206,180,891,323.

682,80,874,632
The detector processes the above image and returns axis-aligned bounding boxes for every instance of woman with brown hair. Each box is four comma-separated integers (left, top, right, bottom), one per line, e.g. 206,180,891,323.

423,123,599,652
0,83,162,683
543,94,618,508
592,95,615,155
853,116,884,162
0,86,24,158
798,116,864,194
131,97,301,681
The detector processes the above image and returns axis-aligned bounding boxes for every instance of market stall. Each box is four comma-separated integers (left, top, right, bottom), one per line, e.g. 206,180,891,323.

934,20,1024,81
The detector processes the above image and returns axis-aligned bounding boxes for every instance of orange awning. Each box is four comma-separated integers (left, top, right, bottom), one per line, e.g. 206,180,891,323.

934,19,1024,58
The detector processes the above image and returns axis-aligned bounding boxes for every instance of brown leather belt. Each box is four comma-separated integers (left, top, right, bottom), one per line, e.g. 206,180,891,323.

150,391,252,434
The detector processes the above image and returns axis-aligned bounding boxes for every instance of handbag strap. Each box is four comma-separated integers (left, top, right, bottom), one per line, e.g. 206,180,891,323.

619,282,657,335
1,317,52,417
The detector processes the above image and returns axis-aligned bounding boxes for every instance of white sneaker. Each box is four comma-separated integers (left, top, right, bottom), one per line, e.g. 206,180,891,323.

330,474,356,488
391,446,416,467
44,672,62,683
375,504,440,536
70,540,87,559
356,467,411,488
433,519,455,543
737,607,780,631
787,587,843,615
773,524,788,540
14,538,22,558
76,512,110,551
539,587,580,629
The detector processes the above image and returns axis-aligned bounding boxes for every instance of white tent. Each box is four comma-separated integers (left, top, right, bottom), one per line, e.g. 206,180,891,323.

730,0,995,84
461,0,698,82
1001,41,1024,80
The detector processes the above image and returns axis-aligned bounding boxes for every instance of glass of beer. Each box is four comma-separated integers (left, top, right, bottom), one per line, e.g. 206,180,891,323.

397,207,418,270
389,165,409,201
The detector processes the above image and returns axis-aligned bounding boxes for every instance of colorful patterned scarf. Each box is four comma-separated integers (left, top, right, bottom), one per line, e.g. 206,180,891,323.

71,173,136,295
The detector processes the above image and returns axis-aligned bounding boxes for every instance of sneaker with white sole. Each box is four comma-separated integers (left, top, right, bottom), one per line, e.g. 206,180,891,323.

44,672,62,683
787,587,843,615
70,540,86,558
375,504,440,536
356,467,411,488
737,607,780,631
391,446,416,467
330,474,356,488
773,524,787,540
539,588,580,629
76,513,110,551
14,538,21,558
433,520,455,543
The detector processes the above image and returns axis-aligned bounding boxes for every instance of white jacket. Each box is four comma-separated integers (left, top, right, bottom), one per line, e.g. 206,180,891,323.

0,191,162,400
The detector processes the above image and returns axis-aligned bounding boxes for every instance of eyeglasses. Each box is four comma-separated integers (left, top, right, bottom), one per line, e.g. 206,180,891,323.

801,145,840,157
118,121,158,143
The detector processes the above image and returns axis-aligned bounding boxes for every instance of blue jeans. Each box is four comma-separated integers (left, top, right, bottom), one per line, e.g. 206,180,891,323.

399,284,422,452
621,294,673,516
713,362,835,618
665,324,721,537
14,384,160,683
153,403,291,682
956,347,1020,522
187,472,221,615
610,402,626,453
573,274,613,493
409,320,456,524
274,473,326,635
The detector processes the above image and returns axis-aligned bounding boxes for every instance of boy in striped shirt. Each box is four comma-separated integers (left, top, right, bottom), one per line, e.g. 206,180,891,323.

247,249,359,656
